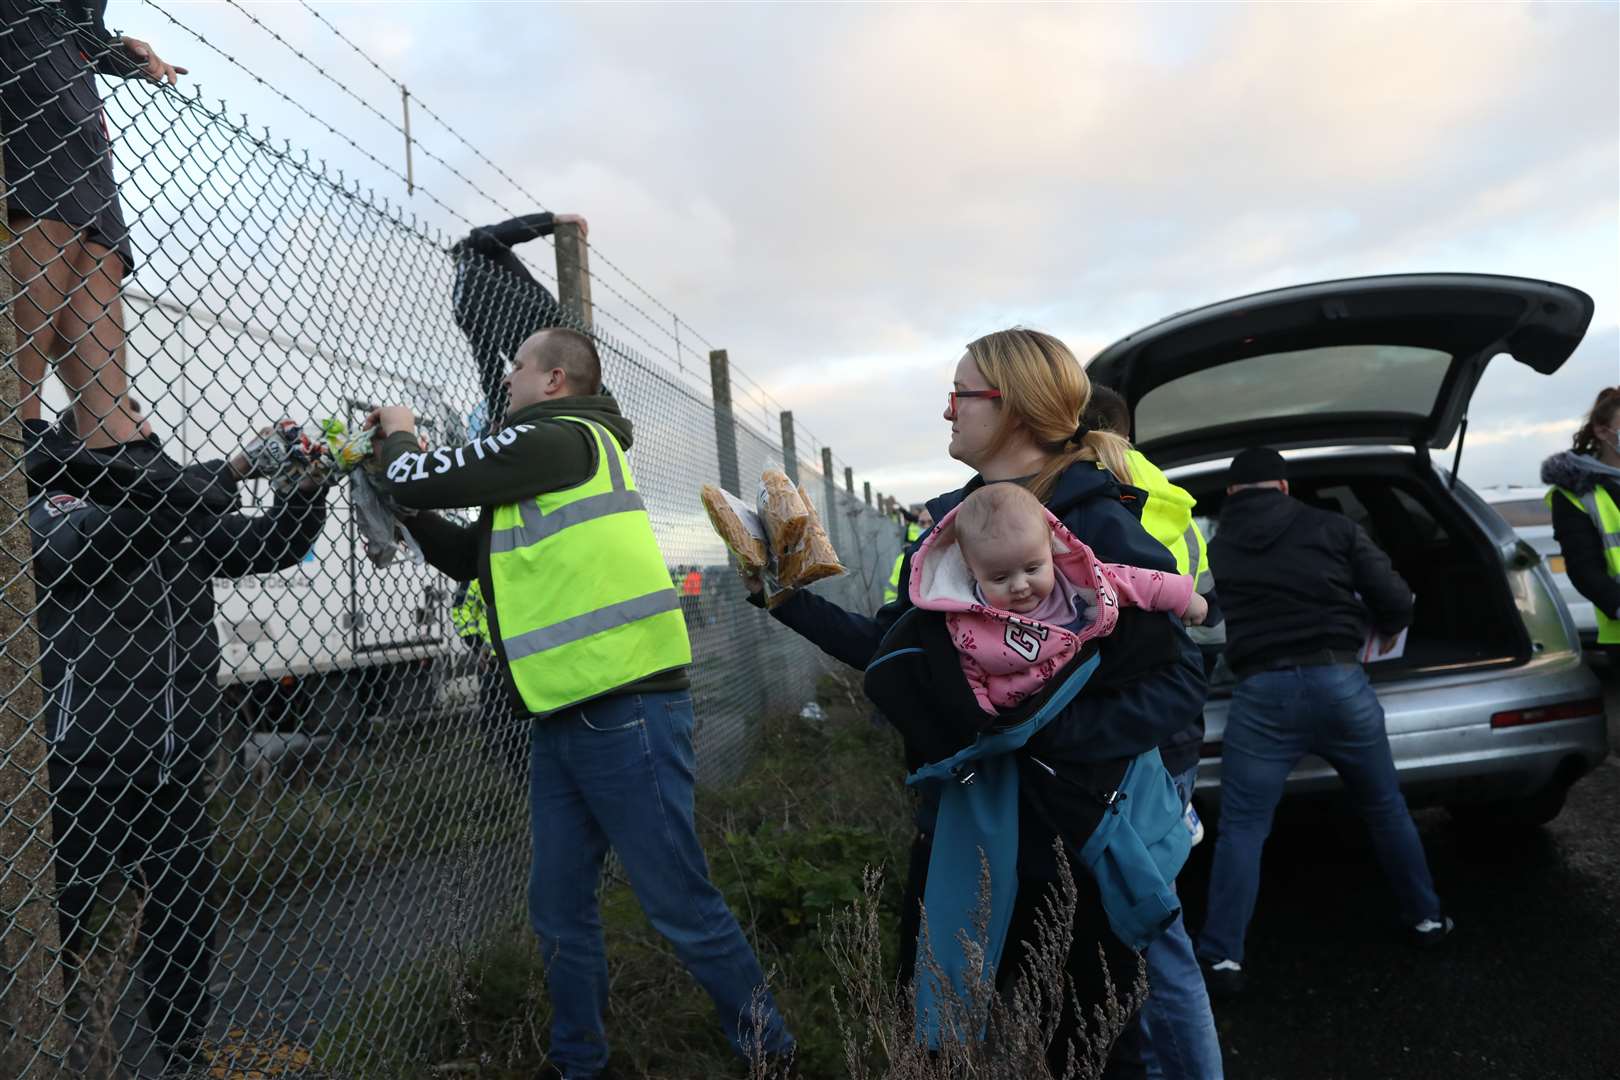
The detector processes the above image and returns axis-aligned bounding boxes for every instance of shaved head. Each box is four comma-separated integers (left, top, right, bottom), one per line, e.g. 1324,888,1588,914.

504,327,604,412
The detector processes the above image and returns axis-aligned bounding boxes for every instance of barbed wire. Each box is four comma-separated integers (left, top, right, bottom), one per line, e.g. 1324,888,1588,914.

294,0,722,355
139,0,870,486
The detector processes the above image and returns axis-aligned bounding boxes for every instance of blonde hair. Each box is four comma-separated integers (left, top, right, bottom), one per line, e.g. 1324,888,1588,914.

964,328,1134,501
954,483,1049,566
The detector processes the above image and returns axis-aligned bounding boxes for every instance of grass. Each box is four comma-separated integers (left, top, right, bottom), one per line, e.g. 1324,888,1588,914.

310,671,914,1079
212,722,528,906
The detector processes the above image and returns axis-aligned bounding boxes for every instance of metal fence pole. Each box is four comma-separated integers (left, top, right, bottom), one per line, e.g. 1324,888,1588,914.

863,480,871,507
554,220,593,331
844,465,854,496
0,153,68,1079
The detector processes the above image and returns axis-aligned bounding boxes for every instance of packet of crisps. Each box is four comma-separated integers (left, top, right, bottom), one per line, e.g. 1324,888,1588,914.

319,417,374,473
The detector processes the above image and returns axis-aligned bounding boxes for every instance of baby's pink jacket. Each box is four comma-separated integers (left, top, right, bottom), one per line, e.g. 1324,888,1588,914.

908,503,1195,715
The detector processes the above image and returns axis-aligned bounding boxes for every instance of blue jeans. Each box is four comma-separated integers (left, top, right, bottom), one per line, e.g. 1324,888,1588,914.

1198,664,1442,966
1140,767,1224,1080
528,691,794,1078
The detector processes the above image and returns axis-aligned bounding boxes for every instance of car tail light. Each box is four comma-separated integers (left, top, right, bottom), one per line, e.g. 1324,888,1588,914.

1490,699,1604,730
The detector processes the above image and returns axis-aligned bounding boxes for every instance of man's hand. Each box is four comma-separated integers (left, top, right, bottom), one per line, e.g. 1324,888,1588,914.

363,406,418,441
1183,592,1209,627
120,37,187,85
738,565,764,597
554,213,588,241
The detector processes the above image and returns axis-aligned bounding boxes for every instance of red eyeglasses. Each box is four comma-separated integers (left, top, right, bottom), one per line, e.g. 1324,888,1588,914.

948,388,1002,415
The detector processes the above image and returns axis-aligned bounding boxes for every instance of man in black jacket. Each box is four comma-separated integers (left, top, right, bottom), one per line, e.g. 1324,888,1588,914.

1196,448,1449,995
32,419,327,1071
451,211,587,434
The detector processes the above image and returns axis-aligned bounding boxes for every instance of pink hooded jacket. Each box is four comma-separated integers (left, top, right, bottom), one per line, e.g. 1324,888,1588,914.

909,503,1195,715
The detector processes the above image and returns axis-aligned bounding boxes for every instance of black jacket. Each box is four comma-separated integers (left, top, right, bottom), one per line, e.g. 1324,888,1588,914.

1541,451,1620,623
1210,488,1413,673
769,460,1207,767
33,451,327,789
451,213,568,407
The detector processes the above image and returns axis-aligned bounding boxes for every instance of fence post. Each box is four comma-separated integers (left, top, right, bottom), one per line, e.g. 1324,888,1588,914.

844,465,854,496
553,220,593,331
778,411,798,486
710,351,741,497
0,158,67,1077
820,446,842,559
863,480,872,507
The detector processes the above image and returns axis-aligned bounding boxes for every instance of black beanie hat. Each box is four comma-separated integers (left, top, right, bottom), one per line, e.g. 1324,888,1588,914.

1228,447,1287,486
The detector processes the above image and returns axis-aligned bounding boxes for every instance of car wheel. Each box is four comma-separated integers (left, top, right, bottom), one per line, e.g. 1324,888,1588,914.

1447,782,1569,831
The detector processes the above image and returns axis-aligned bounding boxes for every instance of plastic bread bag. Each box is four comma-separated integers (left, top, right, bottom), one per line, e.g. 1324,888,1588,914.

700,484,768,571
350,466,420,567
756,468,810,561
778,483,844,588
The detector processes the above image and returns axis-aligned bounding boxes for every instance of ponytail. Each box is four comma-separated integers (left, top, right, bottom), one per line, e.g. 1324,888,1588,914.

1030,429,1134,501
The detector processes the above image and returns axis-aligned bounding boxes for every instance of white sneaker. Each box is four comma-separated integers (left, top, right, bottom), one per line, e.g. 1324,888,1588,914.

1184,802,1205,847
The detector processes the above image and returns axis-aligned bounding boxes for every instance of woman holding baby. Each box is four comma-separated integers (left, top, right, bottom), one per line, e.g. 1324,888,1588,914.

744,328,1208,1076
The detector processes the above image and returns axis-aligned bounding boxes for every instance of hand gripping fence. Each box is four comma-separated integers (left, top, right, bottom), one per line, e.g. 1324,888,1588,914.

0,4,903,1075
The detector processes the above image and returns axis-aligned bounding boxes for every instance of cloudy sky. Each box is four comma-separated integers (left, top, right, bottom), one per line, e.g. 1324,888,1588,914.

120,1,1617,503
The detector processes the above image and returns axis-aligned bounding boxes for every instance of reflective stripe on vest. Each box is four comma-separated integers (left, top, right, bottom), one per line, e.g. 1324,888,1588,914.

488,417,691,713
1548,483,1620,644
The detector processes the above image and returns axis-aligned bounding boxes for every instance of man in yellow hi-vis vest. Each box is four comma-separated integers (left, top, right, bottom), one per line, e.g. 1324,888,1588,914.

366,327,794,1076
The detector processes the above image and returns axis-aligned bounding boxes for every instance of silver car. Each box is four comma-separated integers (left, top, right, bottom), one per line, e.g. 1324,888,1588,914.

1088,273,1609,829
1479,484,1599,648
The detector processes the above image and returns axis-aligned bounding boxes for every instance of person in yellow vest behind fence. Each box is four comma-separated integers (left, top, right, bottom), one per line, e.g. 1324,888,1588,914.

882,506,933,604
452,578,527,779
365,327,795,1079
1542,386,1620,654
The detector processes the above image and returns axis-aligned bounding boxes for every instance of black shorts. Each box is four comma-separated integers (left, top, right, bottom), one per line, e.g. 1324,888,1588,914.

1,0,134,270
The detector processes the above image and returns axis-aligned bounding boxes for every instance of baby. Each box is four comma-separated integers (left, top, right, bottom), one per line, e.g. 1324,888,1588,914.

911,483,1205,714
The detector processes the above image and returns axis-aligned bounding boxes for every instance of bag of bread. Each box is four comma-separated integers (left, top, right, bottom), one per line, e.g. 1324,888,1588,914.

700,484,767,571
756,468,810,559
778,483,844,587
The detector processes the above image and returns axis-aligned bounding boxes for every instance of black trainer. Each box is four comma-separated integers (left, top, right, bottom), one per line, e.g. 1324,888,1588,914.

1201,957,1248,996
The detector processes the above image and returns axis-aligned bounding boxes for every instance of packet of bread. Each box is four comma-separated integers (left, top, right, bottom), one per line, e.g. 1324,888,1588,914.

779,483,843,587
756,468,810,558
700,484,767,571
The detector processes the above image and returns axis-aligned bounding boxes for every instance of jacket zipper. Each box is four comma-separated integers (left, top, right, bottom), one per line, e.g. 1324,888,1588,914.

160,586,178,785
55,659,78,743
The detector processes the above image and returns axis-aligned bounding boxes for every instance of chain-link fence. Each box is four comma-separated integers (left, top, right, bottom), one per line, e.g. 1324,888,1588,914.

0,4,905,1076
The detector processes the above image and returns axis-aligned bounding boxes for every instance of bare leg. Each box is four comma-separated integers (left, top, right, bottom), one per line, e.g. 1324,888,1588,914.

57,233,137,446
5,215,73,423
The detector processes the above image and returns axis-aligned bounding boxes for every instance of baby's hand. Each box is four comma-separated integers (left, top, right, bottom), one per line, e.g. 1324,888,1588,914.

1183,592,1209,626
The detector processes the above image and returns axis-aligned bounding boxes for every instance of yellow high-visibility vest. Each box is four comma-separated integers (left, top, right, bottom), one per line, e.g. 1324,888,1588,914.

488,417,691,714
1547,483,1620,644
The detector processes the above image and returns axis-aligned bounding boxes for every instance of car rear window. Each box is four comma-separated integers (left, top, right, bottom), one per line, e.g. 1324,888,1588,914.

1492,499,1551,528
1134,345,1453,444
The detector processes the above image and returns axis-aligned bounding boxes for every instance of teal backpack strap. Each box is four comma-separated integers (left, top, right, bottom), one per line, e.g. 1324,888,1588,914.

1077,747,1193,950
907,652,1100,1048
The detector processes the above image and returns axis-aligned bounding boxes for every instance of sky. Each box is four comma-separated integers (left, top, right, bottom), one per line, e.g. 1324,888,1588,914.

111,1,1618,504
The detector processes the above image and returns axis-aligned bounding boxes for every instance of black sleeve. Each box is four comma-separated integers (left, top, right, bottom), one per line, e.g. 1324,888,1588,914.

1347,521,1415,635
1552,495,1620,619
192,488,330,579
406,512,481,583
1200,584,1225,629
462,214,557,258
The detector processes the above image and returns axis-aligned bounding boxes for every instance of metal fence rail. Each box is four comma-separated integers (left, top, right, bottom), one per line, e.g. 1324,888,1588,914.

0,4,903,1075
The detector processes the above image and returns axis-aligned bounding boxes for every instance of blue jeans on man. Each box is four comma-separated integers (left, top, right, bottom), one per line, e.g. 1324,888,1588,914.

1198,663,1442,967
528,690,795,1078
1139,767,1225,1080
